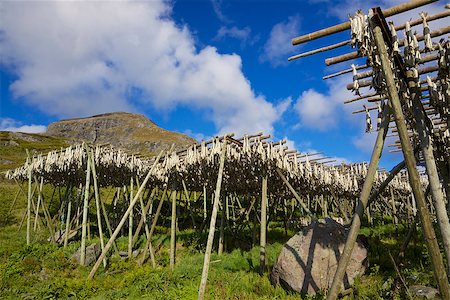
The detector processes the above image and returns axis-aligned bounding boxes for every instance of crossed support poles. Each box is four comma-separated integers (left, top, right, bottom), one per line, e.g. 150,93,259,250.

327,8,450,300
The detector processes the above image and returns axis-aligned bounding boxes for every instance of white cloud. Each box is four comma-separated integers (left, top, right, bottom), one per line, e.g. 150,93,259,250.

353,131,378,154
210,0,231,24
295,89,337,131
352,129,399,164
284,137,296,150
215,26,257,46
0,118,47,133
260,15,300,67
294,75,355,131
0,0,283,136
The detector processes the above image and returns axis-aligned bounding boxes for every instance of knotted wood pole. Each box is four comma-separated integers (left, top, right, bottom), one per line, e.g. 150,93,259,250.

88,149,164,279
327,102,391,300
198,140,227,300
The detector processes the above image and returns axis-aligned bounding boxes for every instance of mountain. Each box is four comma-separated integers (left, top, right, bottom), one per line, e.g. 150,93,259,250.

0,112,196,173
45,112,196,155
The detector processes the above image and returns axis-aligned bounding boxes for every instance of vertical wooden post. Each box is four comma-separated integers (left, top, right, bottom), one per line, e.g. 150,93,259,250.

260,175,268,275
90,149,106,267
218,200,225,256
370,15,450,299
407,69,450,274
64,198,72,247
88,150,164,279
128,177,134,258
26,153,32,245
170,189,177,270
198,140,227,300
80,146,92,266
33,177,43,231
203,185,207,220
390,188,398,225
327,96,391,300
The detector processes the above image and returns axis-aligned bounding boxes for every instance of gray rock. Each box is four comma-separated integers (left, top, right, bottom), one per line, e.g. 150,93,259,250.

409,285,440,299
71,244,100,266
270,218,367,295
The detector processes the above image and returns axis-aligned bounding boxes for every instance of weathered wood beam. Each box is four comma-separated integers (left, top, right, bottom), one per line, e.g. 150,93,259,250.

292,0,437,45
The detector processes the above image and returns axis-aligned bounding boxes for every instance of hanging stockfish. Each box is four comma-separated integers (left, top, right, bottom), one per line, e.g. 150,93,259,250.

351,64,360,96
364,105,373,133
389,21,400,55
420,12,434,52
376,101,383,130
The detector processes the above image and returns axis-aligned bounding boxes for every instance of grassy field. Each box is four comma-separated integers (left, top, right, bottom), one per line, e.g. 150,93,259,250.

0,209,439,300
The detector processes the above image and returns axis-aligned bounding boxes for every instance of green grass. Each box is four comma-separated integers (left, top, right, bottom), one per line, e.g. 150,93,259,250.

0,217,440,300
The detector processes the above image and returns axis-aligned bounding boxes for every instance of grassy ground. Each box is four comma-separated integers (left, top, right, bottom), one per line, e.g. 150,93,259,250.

0,214,439,299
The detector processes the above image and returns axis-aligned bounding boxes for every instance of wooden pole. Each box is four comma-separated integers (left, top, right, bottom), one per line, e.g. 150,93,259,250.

291,0,437,45
33,177,44,231
203,185,207,220
64,195,72,248
80,146,92,266
390,188,398,225
371,14,450,298
327,101,391,300
218,200,225,256
170,189,177,270
88,150,164,279
128,177,134,258
90,149,106,267
407,69,450,275
26,154,32,245
260,175,268,275
198,140,227,300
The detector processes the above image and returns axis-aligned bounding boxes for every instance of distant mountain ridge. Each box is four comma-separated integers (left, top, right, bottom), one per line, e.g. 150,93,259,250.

45,112,196,155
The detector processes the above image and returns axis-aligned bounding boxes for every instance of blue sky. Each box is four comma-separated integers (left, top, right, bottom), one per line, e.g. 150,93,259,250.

1,0,444,168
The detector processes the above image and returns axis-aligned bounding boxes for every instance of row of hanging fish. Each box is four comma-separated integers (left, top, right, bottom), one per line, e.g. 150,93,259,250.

5,134,423,200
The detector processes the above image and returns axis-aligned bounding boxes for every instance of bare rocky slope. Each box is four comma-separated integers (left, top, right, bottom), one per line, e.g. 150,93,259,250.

45,112,196,155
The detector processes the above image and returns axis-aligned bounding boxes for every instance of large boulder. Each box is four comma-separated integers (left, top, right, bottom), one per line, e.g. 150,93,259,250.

71,244,101,266
270,218,367,295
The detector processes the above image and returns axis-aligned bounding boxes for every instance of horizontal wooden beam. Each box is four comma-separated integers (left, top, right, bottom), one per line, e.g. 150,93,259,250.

291,0,437,45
